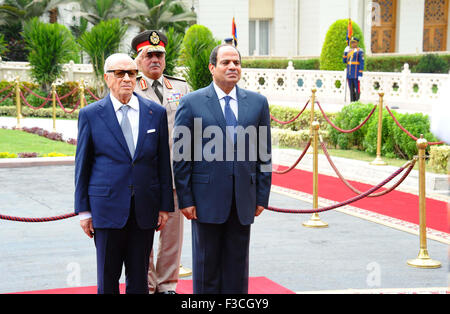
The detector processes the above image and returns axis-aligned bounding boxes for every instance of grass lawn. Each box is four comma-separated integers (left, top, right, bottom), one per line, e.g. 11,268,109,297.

0,128,76,156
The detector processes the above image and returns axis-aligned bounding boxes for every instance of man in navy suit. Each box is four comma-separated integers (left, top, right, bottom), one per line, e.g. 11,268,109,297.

173,44,272,294
74,53,174,294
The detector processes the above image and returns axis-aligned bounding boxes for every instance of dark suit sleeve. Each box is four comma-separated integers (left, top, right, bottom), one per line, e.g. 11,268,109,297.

74,109,93,214
256,97,272,208
157,109,175,212
173,96,195,209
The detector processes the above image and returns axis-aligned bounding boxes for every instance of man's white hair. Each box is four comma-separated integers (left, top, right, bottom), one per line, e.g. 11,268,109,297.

104,53,136,73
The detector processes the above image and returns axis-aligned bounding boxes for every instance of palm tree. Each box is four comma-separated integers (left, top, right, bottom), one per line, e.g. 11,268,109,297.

45,0,132,25
125,0,196,33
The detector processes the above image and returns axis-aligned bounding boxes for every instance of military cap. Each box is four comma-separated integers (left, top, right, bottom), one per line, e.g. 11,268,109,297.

131,30,168,54
350,37,359,43
224,37,234,44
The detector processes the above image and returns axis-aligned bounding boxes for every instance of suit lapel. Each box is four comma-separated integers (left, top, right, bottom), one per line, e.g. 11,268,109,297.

205,83,227,130
236,85,249,127
97,95,131,158
133,94,153,161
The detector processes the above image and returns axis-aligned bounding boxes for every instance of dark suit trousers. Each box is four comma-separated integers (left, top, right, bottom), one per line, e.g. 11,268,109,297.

191,189,251,294
94,197,155,294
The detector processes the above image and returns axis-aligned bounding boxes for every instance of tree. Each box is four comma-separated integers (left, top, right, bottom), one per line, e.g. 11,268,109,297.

22,18,79,91
125,0,196,33
320,19,365,71
78,18,127,94
180,24,220,91
164,27,183,76
0,0,64,61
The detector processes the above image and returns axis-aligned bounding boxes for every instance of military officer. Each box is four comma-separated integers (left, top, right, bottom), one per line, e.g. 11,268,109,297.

132,30,190,295
343,37,364,102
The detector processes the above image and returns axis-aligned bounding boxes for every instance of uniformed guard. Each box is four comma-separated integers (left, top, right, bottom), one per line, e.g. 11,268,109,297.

343,37,364,102
132,30,190,295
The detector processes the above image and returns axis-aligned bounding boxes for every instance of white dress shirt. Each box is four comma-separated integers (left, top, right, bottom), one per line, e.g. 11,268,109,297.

213,82,238,120
79,93,140,221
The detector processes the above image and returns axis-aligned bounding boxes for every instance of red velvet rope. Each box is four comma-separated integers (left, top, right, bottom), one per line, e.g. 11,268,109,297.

0,91,14,104
273,139,311,174
20,91,51,110
0,84,13,94
270,100,310,125
55,92,79,114
317,101,377,133
0,212,77,223
267,164,406,214
85,88,100,101
385,106,444,146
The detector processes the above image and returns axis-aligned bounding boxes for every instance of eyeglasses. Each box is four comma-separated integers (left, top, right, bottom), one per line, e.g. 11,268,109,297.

106,69,139,78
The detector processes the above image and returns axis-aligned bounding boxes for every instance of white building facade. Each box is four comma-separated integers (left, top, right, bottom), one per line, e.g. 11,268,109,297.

187,0,450,57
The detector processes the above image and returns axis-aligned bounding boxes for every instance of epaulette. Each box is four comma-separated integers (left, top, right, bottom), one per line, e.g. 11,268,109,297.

163,74,186,82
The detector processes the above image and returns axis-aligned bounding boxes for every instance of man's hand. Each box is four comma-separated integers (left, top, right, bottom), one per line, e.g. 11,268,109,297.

134,47,148,69
255,205,265,217
157,211,169,231
180,206,197,220
80,218,94,238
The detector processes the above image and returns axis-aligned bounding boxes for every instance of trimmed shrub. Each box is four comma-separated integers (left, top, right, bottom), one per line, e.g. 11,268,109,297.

320,19,365,71
326,102,374,150
429,145,449,173
272,128,329,149
413,53,450,74
180,24,220,91
269,105,336,132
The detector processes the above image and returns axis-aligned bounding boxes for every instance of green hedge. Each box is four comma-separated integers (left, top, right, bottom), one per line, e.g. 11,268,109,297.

269,105,337,132
327,102,439,159
0,106,79,119
429,145,449,173
242,58,320,70
242,54,450,73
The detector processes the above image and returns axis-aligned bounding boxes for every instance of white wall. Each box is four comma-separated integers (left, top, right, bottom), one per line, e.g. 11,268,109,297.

197,0,249,55
272,0,297,57
397,0,425,54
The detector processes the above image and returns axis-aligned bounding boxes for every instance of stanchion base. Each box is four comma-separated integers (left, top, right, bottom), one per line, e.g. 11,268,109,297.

407,250,441,269
179,265,192,278
302,213,328,228
370,157,387,166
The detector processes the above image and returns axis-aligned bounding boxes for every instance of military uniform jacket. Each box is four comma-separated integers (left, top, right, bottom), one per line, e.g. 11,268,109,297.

135,74,190,188
343,47,364,79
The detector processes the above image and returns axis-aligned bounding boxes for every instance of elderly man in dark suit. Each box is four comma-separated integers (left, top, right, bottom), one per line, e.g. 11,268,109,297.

74,53,174,294
173,44,272,294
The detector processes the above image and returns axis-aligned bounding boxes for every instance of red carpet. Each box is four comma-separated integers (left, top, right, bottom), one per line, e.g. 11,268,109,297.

272,166,449,234
13,277,294,294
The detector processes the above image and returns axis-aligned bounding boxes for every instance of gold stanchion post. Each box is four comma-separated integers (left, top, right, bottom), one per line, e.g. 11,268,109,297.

370,92,387,165
407,135,441,268
303,121,328,228
79,79,85,108
52,83,56,132
307,89,317,154
179,265,192,278
15,76,21,129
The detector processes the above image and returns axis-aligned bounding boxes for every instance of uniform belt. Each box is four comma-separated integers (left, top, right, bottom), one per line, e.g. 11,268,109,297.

349,62,360,65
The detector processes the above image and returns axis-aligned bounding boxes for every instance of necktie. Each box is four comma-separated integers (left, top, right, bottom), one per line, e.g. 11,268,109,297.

119,105,135,157
152,80,164,104
224,95,237,143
